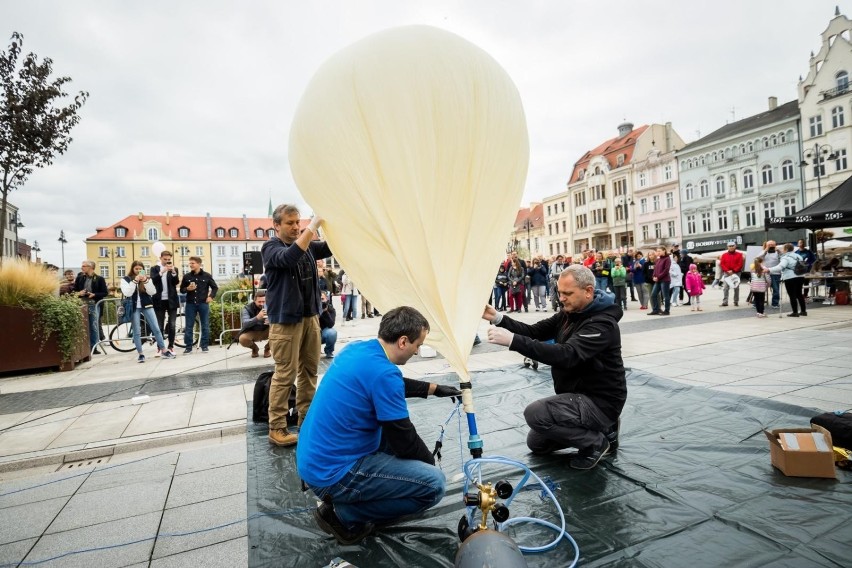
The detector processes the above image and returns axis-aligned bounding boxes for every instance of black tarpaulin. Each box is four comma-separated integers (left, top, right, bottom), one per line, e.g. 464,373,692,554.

247,366,851,568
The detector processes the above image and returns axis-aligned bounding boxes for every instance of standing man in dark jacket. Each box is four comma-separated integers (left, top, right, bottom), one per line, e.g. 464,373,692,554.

74,260,109,353
151,250,180,355
179,256,218,353
261,204,331,447
483,265,626,470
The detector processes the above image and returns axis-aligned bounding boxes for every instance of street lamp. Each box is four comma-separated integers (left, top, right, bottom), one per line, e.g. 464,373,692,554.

618,196,634,249
522,218,533,255
11,212,24,258
800,143,837,201
58,230,68,273
32,240,40,262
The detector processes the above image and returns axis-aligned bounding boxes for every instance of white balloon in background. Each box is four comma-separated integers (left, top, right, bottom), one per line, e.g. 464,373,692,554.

152,241,166,257
290,26,529,381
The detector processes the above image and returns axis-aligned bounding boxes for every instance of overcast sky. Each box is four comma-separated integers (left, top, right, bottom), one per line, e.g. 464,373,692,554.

2,0,846,269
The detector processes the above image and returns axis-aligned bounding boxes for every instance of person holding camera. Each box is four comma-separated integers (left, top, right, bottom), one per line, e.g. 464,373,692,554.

151,250,180,356
74,260,109,354
179,256,218,353
120,261,173,363
319,291,337,358
239,291,270,357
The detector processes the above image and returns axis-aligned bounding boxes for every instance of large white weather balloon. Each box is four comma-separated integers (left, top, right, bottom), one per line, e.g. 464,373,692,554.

289,26,529,381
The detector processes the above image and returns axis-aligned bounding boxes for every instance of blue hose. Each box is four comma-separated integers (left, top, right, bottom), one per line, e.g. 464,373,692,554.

461,456,580,566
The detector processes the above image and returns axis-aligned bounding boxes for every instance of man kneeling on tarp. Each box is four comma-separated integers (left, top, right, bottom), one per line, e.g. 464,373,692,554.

297,306,458,544
483,264,627,470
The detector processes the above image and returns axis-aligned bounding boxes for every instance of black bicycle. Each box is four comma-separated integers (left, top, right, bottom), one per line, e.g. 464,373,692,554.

109,309,200,353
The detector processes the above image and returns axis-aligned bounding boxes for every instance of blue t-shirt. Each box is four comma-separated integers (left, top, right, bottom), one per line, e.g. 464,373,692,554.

296,339,409,487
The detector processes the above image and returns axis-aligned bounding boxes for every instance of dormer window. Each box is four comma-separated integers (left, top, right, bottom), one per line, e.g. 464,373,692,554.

147,228,159,241
115,227,127,238
255,228,264,238
216,228,225,238
229,228,239,238
616,154,625,167
267,228,275,238
179,227,189,238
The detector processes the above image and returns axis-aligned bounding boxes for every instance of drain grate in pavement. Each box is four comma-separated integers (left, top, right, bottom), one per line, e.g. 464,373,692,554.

57,456,110,471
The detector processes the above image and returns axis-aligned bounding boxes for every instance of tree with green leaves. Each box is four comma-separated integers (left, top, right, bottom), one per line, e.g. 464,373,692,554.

1,31,88,262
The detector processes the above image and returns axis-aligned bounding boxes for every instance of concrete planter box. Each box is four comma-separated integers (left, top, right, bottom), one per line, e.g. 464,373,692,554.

0,304,91,374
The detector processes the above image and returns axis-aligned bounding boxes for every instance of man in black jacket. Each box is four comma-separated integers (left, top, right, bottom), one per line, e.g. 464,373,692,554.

74,260,109,354
484,264,626,470
151,250,180,355
238,291,270,358
178,256,218,353
261,204,331,447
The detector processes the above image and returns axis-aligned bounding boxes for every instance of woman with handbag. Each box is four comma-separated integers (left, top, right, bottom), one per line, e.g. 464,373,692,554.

120,261,174,362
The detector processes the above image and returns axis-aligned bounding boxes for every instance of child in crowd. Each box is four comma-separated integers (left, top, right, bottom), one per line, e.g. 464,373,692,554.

750,257,770,317
611,258,627,310
684,263,705,311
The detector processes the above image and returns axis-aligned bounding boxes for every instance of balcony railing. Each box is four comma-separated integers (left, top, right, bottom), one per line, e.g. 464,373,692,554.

821,85,850,101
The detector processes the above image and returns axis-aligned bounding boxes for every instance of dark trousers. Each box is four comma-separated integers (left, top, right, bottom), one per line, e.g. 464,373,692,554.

784,277,807,315
155,304,177,348
752,291,766,314
613,285,626,308
627,278,636,300
524,393,614,454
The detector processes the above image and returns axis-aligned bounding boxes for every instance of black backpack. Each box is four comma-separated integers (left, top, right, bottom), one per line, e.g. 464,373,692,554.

793,258,809,276
252,370,298,425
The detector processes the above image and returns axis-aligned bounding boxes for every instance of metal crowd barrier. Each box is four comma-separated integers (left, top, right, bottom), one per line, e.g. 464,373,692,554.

218,288,265,347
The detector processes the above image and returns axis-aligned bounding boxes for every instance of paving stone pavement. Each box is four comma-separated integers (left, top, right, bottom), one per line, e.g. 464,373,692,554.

0,287,850,566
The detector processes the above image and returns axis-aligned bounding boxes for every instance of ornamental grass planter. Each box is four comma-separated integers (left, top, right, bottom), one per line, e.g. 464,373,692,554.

0,304,91,374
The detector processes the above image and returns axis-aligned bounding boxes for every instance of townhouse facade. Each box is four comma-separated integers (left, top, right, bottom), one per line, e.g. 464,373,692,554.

676,98,805,254
510,202,546,258
798,9,852,240
86,212,285,290
564,122,683,255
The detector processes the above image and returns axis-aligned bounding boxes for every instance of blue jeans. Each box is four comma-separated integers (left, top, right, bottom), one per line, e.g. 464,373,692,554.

595,276,608,291
343,295,359,319
184,302,210,349
651,281,671,312
770,274,781,307
132,306,165,354
307,448,445,529
321,327,337,355
87,303,101,350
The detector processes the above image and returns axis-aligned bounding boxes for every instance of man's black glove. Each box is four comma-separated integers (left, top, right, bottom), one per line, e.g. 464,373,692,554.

433,384,462,398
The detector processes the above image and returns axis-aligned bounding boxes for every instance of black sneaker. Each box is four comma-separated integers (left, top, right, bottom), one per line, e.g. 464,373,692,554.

313,502,373,545
787,313,800,317
604,419,620,452
570,438,611,470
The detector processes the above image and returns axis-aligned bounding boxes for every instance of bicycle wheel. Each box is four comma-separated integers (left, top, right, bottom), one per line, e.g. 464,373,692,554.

109,322,137,352
174,312,201,348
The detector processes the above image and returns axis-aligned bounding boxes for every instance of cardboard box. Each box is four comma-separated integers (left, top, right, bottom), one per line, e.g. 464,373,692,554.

764,425,836,479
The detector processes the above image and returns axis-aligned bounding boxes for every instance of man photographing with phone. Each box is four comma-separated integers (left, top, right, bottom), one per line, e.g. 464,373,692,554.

151,250,180,356
179,256,218,353
239,291,270,358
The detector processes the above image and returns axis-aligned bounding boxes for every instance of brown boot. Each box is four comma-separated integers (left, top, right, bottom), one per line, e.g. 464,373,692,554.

269,428,298,447
251,346,260,358
263,344,271,358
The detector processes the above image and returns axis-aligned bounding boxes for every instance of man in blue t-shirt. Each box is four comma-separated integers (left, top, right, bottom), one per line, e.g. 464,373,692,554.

297,306,448,544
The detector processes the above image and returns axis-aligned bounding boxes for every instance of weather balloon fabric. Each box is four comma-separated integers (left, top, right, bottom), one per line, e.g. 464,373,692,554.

289,26,529,380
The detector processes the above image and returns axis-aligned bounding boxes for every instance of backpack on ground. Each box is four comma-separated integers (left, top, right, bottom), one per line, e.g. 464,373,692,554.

252,370,298,425
811,411,852,449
